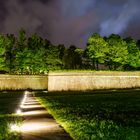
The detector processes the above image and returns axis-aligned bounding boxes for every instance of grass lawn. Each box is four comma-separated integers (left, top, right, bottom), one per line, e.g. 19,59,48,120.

0,91,23,140
49,70,140,75
36,90,140,140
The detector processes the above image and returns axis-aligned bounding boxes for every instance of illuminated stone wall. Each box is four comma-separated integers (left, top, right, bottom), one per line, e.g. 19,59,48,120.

0,73,140,91
0,75,48,90
48,72,140,91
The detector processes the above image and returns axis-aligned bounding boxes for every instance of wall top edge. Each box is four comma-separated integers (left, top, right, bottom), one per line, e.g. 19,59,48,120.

48,72,140,77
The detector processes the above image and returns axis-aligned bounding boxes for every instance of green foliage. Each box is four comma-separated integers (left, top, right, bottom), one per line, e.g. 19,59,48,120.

0,28,140,73
26,33,48,74
0,34,6,70
17,29,26,51
63,45,83,69
4,34,16,73
87,33,109,69
28,33,44,50
46,45,63,70
37,90,140,140
0,92,23,140
15,48,31,74
86,34,140,70
0,116,21,140
125,37,140,69
106,34,128,70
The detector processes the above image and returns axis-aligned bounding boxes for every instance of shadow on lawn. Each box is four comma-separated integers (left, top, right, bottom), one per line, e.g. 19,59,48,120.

0,91,23,140
35,89,140,140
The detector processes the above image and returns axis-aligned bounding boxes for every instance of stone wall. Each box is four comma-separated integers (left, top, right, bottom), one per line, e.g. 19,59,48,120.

1,72,140,91
0,75,48,90
48,72,140,91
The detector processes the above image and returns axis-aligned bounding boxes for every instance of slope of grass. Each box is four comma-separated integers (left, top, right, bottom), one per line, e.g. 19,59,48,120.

49,70,140,76
36,90,140,140
0,116,21,140
0,92,23,140
0,91,23,114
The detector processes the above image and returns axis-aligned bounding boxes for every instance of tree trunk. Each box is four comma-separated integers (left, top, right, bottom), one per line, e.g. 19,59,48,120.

96,60,99,70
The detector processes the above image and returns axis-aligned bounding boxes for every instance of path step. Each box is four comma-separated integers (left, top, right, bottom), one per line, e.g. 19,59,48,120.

20,92,73,140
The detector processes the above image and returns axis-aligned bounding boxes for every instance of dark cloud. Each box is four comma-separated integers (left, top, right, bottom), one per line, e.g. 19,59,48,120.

0,0,7,30
0,0,140,47
99,0,139,36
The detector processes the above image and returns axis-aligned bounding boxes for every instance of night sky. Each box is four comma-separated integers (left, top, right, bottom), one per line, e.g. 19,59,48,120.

0,0,140,47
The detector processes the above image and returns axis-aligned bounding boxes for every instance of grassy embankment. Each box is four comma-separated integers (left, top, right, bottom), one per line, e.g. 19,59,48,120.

0,92,23,140
36,90,140,140
49,70,140,75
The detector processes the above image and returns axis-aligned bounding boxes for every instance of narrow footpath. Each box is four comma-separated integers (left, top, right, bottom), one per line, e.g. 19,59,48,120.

20,92,73,140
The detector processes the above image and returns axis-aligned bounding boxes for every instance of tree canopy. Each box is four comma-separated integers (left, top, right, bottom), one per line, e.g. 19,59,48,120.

0,30,139,74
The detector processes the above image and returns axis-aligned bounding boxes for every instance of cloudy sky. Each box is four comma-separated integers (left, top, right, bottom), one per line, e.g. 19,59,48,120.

0,0,140,47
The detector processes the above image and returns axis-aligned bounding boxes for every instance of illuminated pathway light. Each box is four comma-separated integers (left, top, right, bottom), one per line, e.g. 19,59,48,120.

24,90,29,95
16,91,30,114
10,124,21,132
21,122,58,132
12,91,72,139
20,104,43,109
16,109,22,115
10,122,58,133
135,88,140,90
20,91,28,106
23,101,39,105
22,110,47,116
23,100,38,103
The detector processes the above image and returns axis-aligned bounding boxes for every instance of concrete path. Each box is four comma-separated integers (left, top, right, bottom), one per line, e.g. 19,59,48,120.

19,92,73,140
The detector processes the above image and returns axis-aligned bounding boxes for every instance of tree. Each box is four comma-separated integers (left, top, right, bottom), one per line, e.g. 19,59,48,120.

106,34,128,70
58,44,65,60
14,29,27,74
137,40,140,50
5,34,16,73
74,48,84,69
15,47,30,74
63,45,82,69
17,29,27,51
125,37,140,69
0,34,6,71
27,33,44,50
46,45,63,70
30,47,48,74
25,34,47,74
86,33,108,70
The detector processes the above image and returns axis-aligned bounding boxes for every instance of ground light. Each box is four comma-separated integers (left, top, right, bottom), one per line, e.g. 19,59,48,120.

11,91,57,133
13,91,28,131
20,91,28,108
10,122,57,133
22,110,47,116
10,124,21,132
16,109,22,115
16,91,28,114
20,104,42,109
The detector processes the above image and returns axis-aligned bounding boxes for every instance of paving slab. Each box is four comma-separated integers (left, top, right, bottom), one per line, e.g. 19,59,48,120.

19,92,73,140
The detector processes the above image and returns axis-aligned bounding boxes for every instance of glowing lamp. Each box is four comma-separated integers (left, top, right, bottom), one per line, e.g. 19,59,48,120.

10,124,20,132
16,109,22,115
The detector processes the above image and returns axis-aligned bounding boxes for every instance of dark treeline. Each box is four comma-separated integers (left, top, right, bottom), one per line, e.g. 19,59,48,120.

0,29,140,74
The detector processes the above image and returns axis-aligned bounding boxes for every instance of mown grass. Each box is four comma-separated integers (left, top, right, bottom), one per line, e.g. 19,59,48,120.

0,91,23,114
0,116,22,140
0,92,23,140
36,90,140,140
